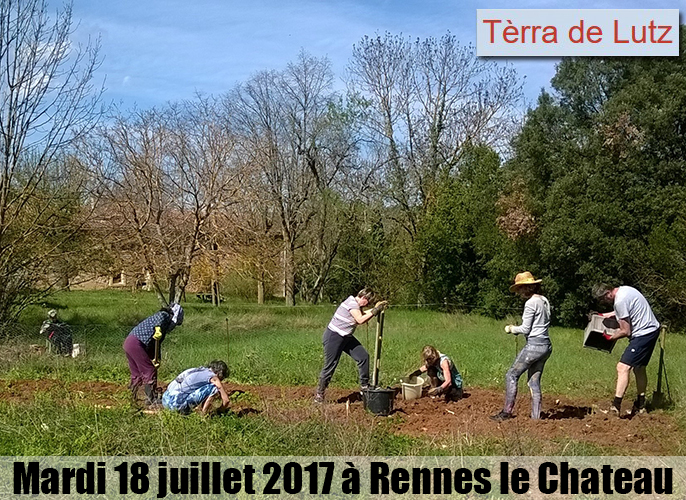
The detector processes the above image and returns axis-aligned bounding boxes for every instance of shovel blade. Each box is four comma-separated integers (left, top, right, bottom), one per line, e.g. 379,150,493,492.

652,391,666,408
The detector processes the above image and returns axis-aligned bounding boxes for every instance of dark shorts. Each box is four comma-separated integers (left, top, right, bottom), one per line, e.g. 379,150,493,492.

620,329,660,367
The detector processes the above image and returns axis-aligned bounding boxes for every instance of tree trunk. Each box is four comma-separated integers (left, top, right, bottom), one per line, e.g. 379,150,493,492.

257,272,265,305
59,272,70,291
212,279,218,306
212,242,220,306
283,243,296,306
168,272,178,305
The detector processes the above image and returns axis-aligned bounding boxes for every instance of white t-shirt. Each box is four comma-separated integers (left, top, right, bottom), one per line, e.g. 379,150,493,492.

511,295,550,340
327,296,360,336
614,286,660,338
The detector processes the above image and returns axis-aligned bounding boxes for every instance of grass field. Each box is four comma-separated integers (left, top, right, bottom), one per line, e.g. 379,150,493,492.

0,289,683,456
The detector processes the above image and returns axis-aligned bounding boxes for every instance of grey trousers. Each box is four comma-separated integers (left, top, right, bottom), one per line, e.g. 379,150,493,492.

504,341,552,419
316,328,369,394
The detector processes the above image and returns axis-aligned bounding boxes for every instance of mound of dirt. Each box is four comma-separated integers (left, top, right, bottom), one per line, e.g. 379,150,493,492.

0,379,678,455
222,382,679,455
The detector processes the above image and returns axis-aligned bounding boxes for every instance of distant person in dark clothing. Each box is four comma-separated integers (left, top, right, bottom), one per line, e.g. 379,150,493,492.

123,303,184,408
40,309,73,356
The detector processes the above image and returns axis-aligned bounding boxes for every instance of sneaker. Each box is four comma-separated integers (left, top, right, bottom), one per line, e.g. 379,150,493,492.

631,400,646,415
313,392,324,404
610,404,620,414
490,411,513,422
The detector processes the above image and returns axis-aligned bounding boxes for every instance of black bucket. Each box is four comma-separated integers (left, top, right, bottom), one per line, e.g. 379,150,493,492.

362,387,395,416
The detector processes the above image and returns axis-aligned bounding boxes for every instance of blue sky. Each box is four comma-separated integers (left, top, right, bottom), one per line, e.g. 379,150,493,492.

63,0,682,111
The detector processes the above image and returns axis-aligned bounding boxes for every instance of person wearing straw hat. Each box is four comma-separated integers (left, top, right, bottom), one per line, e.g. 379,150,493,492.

491,271,552,421
591,284,660,415
314,288,387,404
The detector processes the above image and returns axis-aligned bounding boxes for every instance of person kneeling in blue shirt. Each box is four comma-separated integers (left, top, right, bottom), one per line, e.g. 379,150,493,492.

162,360,231,415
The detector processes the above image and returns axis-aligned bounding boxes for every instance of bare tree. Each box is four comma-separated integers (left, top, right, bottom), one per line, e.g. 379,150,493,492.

95,96,240,305
226,51,353,305
0,0,103,322
348,32,523,239
222,177,281,304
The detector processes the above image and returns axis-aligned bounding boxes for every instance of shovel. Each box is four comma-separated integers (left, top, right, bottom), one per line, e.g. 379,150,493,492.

652,328,669,408
371,310,385,387
152,338,161,369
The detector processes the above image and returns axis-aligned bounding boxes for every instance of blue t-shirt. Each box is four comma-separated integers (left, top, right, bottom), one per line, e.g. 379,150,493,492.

165,367,215,397
127,311,174,347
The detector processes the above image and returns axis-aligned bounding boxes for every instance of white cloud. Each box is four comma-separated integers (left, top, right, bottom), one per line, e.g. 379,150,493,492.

57,0,676,110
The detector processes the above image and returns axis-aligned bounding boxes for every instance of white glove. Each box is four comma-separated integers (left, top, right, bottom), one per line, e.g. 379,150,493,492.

505,325,514,334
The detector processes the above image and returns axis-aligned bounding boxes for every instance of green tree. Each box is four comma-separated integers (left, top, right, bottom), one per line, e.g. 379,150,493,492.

505,27,686,326
417,144,514,312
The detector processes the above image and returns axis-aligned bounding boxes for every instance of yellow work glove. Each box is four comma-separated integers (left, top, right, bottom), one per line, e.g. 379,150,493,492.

153,326,163,340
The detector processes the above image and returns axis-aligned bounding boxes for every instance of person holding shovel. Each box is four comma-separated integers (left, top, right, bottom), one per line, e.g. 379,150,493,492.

314,288,387,403
491,271,552,421
591,284,660,415
123,303,184,408
162,360,231,415
408,345,463,402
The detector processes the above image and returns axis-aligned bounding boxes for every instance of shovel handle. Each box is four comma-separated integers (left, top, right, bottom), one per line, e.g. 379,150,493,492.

152,338,161,368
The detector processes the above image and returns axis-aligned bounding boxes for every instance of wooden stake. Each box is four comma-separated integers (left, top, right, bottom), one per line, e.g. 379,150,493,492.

225,317,230,368
371,310,385,387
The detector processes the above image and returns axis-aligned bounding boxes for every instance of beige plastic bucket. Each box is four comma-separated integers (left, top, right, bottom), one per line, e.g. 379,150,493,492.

401,376,424,400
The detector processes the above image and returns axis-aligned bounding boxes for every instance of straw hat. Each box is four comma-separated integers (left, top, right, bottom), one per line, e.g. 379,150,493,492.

509,271,542,292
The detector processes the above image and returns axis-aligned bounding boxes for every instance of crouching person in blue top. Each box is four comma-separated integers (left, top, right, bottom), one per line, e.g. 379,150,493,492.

408,345,463,402
162,360,231,415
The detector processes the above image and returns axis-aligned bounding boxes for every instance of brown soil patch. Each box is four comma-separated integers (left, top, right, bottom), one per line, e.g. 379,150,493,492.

0,379,126,406
225,383,680,455
0,379,678,455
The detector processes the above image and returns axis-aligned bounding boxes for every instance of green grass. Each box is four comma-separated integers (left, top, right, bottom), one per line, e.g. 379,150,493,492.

8,289,686,403
0,393,624,456
1,289,684,456
0,396,419,456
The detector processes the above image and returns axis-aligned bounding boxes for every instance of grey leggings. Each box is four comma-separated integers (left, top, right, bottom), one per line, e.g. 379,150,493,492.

504,341,552,419
317,328,369,394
